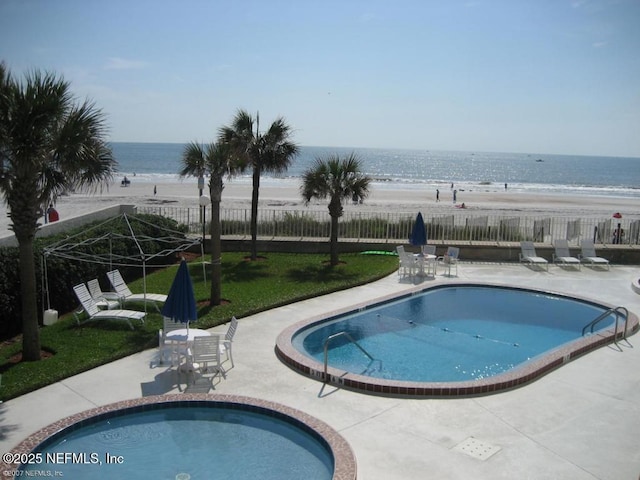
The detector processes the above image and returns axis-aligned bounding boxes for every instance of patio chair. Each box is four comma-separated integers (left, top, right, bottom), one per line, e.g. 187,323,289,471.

73,283,145,330
552,239,581,270
519,242,549,271
159,317,189,365
87,278,120,310
436,246,459,276
222,316,238,367
421,245,436,255
106,269,167,310
188,335,226,385
579,239,610,270
396,246,418,279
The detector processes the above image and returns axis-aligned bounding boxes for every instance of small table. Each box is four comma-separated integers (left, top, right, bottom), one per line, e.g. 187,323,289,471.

165,328,211,344
414,254,436,277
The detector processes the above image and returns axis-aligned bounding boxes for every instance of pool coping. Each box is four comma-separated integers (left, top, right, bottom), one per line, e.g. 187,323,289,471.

0,394,357,480
275,282,640,398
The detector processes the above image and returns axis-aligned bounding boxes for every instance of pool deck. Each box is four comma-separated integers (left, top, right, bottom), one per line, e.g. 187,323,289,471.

1,262,639,480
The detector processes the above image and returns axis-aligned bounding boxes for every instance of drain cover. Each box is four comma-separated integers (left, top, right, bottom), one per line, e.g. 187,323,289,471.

452,437,501,461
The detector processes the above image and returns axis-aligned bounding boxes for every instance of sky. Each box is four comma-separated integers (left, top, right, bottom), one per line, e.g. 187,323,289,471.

1,0,639,157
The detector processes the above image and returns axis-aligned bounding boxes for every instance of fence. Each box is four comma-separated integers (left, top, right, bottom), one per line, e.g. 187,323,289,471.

137,206,640,246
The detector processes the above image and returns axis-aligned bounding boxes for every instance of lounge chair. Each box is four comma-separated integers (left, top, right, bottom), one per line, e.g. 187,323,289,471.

519,242,549,271
87,278,120,310
552,239,581,269
73,283,145,330
106,269,167,310
396,246,417,278
436,246,459,276
579,239,610,270
188,335,226,385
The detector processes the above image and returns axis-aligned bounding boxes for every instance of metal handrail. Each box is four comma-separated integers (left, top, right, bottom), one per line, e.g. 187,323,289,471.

582,306,629,346
323,331,374,382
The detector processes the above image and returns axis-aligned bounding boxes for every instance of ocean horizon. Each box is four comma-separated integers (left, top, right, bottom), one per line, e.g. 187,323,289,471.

110,142,640,199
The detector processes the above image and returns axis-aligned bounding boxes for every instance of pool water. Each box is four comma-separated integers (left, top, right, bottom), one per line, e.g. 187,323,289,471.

21,405,334,480
294,286,617,383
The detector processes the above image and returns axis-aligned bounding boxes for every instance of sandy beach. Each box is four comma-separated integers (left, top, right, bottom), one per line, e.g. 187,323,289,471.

1,178,639,237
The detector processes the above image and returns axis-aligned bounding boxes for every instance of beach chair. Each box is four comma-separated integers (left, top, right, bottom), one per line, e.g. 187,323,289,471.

519,242,549,271
579,239,610,270
436,246,459,276
87,278,120,310
552,239,581,270
73,283,145,330
106,269,167,310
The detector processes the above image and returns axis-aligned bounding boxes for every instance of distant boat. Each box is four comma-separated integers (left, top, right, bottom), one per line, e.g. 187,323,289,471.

535,159,544,162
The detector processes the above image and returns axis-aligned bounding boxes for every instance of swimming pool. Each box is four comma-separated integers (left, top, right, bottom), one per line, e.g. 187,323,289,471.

5,395,357,480
276,284,638,397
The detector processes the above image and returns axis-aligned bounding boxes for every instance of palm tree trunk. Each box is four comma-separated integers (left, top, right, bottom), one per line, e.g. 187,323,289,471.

250,166,261,260
330,215,340,266
210,197,222,306
18,238,41,360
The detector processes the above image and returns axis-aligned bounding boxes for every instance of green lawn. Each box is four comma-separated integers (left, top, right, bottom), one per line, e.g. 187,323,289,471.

0,252,397,401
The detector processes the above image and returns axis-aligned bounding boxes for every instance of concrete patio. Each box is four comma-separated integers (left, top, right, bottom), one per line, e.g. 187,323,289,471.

1,262,639,479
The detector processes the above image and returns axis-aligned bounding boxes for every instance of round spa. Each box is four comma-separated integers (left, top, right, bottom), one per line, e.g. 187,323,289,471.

276,284,638,397
5,394,357,480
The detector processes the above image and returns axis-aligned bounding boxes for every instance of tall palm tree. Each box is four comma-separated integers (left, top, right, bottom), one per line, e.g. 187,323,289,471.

179,141,240,305
0,63,116,361
301,153,371,266
219,109,298,260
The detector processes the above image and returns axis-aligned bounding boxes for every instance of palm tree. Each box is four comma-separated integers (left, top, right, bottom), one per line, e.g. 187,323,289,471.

0,63,116,361
301,153,371,266
219,109,298,260
179,141,240,305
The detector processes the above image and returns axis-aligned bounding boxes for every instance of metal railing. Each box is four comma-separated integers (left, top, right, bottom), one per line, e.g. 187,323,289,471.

137,205,640,246
582,306,629,349
323,331,375,383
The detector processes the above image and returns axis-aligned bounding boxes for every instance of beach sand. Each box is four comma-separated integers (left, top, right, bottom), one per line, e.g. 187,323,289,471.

1,178,639,236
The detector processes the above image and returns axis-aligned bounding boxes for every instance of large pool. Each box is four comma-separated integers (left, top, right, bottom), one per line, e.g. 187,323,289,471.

6,395,357,480
276,284,637,397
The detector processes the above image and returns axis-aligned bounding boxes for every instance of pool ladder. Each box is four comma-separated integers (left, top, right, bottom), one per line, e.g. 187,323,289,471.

323,331,374,382
582,306,629,348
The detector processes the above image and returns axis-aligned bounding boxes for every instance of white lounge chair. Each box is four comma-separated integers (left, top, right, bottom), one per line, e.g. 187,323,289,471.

552,239,581,269
106,269,167,310
436,246,459,276
87,278,120,310
519,242,549,271
579,239,610,270
188,335,226,385
73,283,145,330
396,246,418,279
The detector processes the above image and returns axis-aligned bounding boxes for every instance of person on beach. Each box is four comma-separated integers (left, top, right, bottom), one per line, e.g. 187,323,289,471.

47,204,59,222
436,189,440,202
505,183,508,190
154,185,157,196
453,189,457,203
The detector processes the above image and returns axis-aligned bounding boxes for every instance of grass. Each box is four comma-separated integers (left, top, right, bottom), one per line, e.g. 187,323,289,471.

0,252,398,401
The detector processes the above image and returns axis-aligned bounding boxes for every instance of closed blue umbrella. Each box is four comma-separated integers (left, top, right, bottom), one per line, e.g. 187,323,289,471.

161,259,197,324
410,212,427,247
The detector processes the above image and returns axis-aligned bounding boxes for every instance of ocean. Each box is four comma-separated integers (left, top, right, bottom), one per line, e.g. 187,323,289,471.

110,143,640,199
